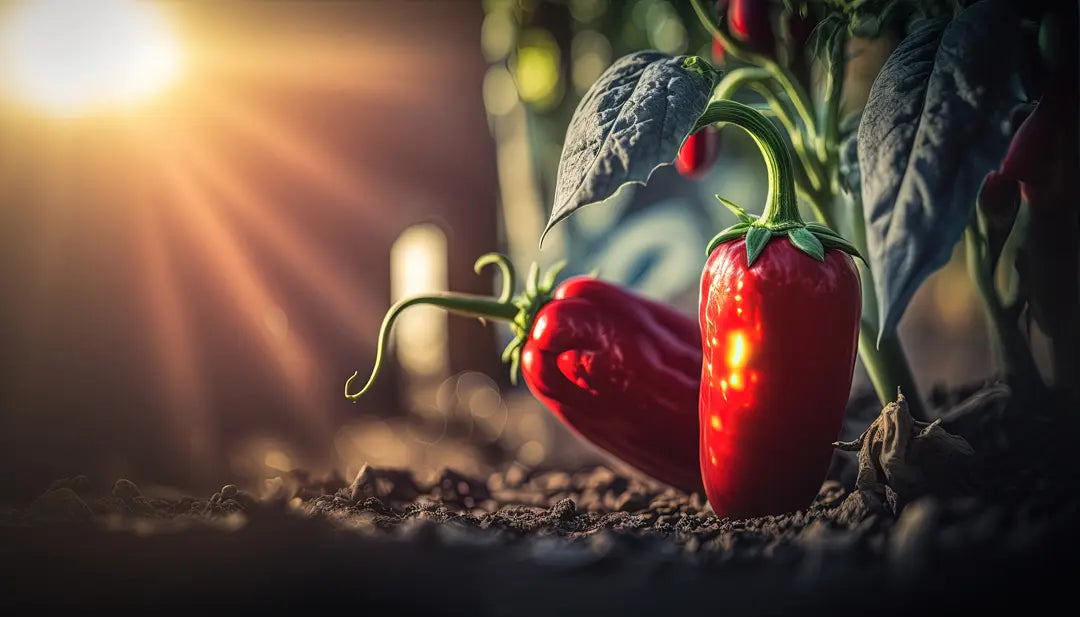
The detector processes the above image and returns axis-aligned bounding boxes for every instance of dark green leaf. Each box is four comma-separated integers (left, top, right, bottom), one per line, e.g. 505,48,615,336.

715,195,757,224
858,0,1022,341
788,227,825,261
541,52,720,245
817,233,866,263
705,223,750,256
746,226,772,267
804,221,845,239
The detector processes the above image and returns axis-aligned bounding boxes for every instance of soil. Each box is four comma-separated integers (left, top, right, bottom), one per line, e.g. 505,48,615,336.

3,382,1078,614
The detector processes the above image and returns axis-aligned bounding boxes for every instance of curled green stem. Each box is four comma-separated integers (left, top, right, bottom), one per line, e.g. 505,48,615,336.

695,100,800,229
473,252,517,303
344,292,519,400
346,254,566,399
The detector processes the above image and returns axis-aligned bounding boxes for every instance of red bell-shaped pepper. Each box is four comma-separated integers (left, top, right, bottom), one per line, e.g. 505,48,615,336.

694,101,863,518
346,254,704,494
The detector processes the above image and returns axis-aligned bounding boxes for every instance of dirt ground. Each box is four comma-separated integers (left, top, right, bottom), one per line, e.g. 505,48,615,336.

3,382,1078,614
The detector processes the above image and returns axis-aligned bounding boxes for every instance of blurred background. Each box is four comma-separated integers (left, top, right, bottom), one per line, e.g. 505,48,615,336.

0,0,1001,501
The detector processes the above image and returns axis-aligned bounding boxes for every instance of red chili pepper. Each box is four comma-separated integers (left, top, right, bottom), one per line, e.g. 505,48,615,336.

728,0,774,54
1001,82,1078,210
676,127,720,179
694,101,863,518
346,254,704,494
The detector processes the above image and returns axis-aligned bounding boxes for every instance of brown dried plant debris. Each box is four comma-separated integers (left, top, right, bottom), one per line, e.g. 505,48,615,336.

835,391,975,522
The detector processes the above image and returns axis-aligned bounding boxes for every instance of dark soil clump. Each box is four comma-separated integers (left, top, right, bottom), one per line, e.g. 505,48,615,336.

3,384,1078,614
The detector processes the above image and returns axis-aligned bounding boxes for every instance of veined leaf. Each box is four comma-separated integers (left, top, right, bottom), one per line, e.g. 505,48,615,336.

858,0,1021,342
541,51,719,245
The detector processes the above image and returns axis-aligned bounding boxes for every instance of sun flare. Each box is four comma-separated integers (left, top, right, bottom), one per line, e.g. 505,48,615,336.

0,0,182,115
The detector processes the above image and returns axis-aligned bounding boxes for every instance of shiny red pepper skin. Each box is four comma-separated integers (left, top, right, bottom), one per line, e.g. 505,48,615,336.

520,276,704,494
698,238,861,519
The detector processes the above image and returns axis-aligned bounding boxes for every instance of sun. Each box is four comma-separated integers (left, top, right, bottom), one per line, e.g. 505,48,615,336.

0,0,183,115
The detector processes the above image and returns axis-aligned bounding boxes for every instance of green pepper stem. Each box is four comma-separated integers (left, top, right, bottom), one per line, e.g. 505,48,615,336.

474,252,516,303
345,292,519,400
694,100,801,230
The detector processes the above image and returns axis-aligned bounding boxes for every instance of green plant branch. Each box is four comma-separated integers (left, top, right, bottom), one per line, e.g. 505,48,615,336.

714,67,773,99
690,0,818,147
711,69,828,195
818,26,846,177
694,101,799,227
749,83,828,192
964,222,1044,391
858,324,926,420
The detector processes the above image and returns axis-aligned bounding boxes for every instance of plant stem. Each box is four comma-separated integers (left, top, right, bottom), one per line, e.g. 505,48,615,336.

858,325,925,419
345,292,521,399
964,223,1044,392
689,0,818,145
694,100,799,228
811,190,925,420
817,27,846,173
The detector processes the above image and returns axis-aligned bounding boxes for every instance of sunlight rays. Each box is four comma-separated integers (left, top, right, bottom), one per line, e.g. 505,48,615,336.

135,191,215,469
176,134,378,342
154,151,330,437
0,0,474,485
196,91,400,232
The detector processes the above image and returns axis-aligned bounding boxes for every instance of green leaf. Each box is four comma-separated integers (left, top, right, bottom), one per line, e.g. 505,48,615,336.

705,223,750,256
746,226,772,267
804,221,845,239
525,262,540,296
541,51,720,245
859,0,1022,342
501,338,522,363
715,195,757,224
817,233,866,263
788,227,825,261
539,260,568,293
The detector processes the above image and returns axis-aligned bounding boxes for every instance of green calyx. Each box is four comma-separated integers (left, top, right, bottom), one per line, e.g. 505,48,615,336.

695,100,863,267
344,253,566,400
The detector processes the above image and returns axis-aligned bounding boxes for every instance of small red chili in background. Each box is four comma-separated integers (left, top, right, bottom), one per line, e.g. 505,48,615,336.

693,101,863,519
727,0,774,55
712,38,725,64
346,254,705,494
676,127,720,179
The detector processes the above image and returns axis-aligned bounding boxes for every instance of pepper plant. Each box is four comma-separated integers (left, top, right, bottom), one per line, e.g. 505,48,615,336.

543,0,1078,418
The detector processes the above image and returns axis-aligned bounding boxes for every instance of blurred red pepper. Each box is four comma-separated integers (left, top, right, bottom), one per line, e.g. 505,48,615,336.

346,254,704,494
695,101,862,519
712,37,725,63
728,0,774,54
676,127,720,179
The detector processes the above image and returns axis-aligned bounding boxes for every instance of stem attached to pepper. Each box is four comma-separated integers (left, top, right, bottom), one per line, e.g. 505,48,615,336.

344,253,564,399
694,100,862,267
